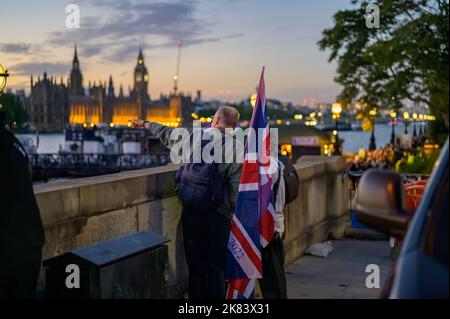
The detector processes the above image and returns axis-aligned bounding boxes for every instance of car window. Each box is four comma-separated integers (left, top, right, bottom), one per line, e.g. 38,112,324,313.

422,168,449,267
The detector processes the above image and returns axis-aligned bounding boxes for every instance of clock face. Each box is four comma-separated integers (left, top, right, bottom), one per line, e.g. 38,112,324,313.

144,74,148,82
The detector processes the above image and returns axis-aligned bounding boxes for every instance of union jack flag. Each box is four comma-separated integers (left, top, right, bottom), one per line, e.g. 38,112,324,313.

225,67,276,299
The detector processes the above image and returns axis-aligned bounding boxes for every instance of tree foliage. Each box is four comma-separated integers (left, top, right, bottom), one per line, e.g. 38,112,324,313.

0,93,28,129
318,0,449,123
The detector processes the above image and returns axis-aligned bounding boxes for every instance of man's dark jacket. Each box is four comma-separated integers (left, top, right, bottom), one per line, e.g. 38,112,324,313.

0,128,45,257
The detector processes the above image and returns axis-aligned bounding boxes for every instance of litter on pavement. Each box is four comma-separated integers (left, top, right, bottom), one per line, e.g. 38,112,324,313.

304,241,334,258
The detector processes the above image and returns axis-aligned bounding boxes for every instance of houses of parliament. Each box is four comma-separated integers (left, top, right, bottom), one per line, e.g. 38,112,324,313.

28,45,194,131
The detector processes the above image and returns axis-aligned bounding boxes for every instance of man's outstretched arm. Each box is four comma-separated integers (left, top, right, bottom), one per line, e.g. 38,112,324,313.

129,119,190,150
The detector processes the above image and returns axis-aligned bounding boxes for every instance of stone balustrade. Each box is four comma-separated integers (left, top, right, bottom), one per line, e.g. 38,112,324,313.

34,156,349,297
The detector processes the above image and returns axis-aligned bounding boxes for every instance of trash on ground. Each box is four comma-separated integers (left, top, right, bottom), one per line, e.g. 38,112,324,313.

304,241,334,258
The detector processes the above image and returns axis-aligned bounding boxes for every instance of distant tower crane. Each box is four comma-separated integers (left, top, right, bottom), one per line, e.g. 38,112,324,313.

173,40,184,94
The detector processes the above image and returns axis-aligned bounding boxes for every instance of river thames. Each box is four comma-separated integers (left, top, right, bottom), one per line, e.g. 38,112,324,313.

17,123,417,155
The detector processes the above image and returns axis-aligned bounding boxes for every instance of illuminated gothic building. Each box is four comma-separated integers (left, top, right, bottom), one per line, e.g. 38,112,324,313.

28,45,194,131
28,73,69,131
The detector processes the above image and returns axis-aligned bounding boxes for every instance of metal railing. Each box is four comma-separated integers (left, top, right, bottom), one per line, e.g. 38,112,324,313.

31,153,170,171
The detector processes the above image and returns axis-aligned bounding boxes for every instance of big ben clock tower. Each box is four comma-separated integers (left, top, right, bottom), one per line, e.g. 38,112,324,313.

132,48,149,119
69,44,84,96
133,48,149,100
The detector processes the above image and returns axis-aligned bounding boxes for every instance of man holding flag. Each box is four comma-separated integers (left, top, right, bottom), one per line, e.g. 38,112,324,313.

225,67,287,299
131,106,243,299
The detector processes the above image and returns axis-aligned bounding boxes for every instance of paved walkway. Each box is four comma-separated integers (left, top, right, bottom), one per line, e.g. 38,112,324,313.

286,240,392,299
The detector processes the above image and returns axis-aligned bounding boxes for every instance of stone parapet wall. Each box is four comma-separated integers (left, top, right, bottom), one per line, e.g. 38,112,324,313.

35,157,349,297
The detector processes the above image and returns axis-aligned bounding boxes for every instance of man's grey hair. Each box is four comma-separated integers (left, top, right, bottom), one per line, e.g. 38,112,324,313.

215,106,240,128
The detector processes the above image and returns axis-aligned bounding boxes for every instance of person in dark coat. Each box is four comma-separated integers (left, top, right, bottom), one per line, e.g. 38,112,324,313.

0,110,45,298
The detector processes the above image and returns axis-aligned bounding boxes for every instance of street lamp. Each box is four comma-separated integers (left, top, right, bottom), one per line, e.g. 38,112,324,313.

412,112,418,137
250,93,257,108
425,114,436,135
418,113,424,135
331,103,342,155
368,107,377,151
424,114,434,134
411,112,418,148
0,64,9,95
403,111,410,134
390,110,397,145
0,64,9,119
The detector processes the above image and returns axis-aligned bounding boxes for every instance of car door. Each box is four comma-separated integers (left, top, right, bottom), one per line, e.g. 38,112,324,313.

390,140,449,299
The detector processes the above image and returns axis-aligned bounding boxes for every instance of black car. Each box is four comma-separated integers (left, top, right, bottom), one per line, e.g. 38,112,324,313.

355,139,449,299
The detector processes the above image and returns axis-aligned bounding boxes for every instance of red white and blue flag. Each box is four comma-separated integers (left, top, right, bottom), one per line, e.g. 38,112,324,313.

225,67,276,299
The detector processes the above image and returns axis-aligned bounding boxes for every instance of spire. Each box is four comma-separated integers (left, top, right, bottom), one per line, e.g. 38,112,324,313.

71,42,81,72
108,75,115,97
137,47,144,65
69,42,84,96
119,84,124,97
73,43,79,64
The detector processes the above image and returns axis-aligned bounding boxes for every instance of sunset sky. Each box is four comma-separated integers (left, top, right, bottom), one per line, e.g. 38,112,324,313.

1,0,352,104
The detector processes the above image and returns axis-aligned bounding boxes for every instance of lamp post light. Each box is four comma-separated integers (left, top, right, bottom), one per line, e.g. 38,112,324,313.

423,115,428,134
331,103,342,155
426,115,436,135
425,114,435,134
0,64,9,118
0,64,9,95
412,112,418,137
418,113,424,136
390,110,397,145
250,93,257,108
411,112,418,148
368,107,377,151
403,111,410,134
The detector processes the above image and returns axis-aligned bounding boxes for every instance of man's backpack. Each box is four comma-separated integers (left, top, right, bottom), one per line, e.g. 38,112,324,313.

174,137,224,211
277,156,299,204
